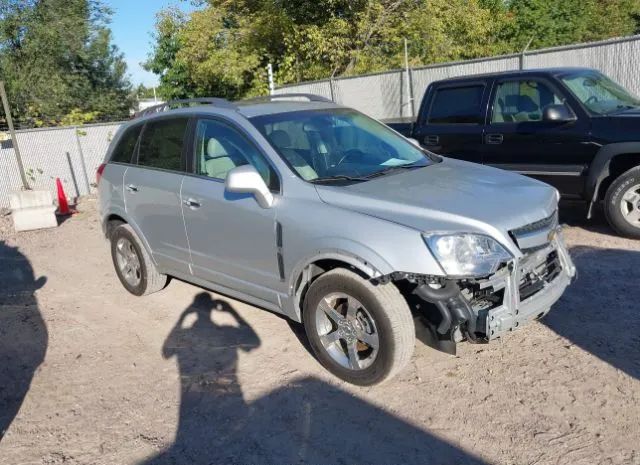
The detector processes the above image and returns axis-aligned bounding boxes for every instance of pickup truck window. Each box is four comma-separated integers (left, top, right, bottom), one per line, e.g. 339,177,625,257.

560,70,640,115
491,80,563,123
427,85,484,124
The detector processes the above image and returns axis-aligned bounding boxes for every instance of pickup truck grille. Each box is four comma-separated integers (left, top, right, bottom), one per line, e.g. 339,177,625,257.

510,212,558,252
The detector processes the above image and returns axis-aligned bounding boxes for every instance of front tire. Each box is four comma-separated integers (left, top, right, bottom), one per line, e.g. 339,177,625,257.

604,166,640,239
110,224,167,296
303,268,415,385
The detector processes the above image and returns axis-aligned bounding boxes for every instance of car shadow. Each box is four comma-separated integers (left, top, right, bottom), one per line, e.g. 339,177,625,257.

142,292,486,465
543,245,640,380
0,241,48,443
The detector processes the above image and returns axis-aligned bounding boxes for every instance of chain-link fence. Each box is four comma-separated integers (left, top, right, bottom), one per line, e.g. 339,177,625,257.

0,122,122,208
274,34,640,121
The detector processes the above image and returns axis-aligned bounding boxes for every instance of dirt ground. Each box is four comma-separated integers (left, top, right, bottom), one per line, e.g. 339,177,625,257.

0,197,639,465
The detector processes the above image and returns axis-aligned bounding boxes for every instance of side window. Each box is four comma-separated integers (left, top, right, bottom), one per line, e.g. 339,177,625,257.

428,85,485,124
111,124,142,164
194,119,280,191
138,118,189,171
491,80,564,123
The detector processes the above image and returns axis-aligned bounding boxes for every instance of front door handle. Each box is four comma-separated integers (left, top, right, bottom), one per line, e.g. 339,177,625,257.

485,133,504,145
424,135,439,146
126,184,139,192
183,198,201,209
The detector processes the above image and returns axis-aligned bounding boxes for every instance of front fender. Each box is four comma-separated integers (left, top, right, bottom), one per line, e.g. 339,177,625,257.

586,142,640,212
287,237,396,293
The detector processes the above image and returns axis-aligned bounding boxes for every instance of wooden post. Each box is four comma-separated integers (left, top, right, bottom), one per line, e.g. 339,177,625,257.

0,81,30,190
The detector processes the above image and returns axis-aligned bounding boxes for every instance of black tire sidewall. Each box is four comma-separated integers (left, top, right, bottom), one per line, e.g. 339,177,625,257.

110,226,148,296
605,168,640,239
303,273,397,386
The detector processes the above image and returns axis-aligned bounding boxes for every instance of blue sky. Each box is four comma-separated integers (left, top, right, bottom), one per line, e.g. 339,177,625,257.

107,0,196,87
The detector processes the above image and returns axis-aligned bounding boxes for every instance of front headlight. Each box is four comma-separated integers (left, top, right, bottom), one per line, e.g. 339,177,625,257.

424,233,512,278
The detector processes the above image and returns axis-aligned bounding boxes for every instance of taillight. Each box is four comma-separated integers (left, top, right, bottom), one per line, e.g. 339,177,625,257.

96,163,106,185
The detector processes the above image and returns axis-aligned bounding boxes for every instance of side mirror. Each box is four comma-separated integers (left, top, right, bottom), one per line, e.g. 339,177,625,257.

225,165,274,209
543,104,576,123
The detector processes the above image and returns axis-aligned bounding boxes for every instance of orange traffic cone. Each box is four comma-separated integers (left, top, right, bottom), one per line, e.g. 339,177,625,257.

55,178,70,216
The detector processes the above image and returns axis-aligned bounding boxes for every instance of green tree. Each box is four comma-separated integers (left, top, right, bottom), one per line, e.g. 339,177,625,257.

144,0,640,101
0,0,132,126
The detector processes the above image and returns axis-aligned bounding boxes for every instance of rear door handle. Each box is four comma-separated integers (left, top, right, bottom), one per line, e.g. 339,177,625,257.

183,198,201,209
125,184,139,192
485,133,504,145
424,135,439,146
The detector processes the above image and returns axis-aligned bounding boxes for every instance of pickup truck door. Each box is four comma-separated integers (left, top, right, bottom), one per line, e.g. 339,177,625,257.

413,82,487,163
482,77,596,198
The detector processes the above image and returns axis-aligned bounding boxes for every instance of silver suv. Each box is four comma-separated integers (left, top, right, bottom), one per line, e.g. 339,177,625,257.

97,95,576,385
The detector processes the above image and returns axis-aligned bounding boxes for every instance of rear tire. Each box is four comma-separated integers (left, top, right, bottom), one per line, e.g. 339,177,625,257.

302,268,415,386
110,224,167,296
604,166,640,239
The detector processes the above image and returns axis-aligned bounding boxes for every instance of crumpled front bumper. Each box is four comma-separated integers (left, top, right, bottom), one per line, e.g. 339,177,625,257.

482,228,576,340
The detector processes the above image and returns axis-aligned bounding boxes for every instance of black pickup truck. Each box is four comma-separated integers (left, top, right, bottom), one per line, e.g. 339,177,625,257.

387,67,640,238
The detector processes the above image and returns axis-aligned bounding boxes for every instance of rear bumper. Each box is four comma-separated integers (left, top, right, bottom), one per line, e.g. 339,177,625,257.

484,229,575,340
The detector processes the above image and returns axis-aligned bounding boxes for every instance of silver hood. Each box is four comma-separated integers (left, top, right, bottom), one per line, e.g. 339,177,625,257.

315,158,558,253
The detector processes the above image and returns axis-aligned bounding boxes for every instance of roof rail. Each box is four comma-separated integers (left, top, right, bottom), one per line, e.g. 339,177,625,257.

135,98,237,118
241,93,333,104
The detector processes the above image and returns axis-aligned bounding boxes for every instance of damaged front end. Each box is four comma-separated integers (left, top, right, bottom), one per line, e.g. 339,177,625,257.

389,220,576,354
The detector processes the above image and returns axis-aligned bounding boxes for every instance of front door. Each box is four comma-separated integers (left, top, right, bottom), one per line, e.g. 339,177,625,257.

414,83,487,163
123,116,191,274
482,78,596,197
181,117,282,305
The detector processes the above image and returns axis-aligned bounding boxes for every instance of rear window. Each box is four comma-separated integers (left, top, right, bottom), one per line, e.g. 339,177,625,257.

110,124,142,164
138,118,189,171
428,85,485,124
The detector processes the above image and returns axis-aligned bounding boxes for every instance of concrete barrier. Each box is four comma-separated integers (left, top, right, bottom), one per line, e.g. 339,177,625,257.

9,190,57,232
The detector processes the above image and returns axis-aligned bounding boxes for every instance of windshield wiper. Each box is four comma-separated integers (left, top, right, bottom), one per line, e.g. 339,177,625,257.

364,163,425,179
605,104,640,115
310,174,370,184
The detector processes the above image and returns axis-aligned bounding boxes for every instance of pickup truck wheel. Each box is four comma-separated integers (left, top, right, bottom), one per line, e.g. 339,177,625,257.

604,166,640,239
303,268,415,385
110,224,167,296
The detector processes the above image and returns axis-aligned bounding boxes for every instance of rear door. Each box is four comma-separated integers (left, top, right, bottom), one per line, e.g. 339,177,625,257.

413,82,488,163
181,117,282,305
123,116,191,274
482,77,594,197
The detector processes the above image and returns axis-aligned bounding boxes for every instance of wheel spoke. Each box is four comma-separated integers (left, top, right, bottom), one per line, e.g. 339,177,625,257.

622,190,640,204
345,298,360,319
319,298,345,324
625,209,640,223
346,341,361,370
357,330,379,349
320,331,341,347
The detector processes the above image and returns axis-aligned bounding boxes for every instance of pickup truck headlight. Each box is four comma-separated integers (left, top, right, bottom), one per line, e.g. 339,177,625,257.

424,233,512,278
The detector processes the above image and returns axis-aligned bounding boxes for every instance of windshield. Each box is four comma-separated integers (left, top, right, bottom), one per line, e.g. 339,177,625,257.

250,109,432,183
560,71,640,115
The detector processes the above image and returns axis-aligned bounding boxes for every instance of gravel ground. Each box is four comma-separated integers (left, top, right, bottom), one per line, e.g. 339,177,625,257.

0,197,639,465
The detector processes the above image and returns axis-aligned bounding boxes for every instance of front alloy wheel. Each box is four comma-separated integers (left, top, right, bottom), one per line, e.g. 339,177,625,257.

315,293,380,371
605,166,640,239
303,268,415,386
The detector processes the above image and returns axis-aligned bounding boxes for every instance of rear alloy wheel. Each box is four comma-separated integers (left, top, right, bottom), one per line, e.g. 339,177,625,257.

605,166,640,239
110,224,168,296
303,268,415,385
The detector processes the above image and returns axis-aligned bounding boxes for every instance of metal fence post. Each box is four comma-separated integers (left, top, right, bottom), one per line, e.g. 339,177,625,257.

329,78,336,103
65,151,81,199
74,127,91,194
0,81,30,190
520,37,534,70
